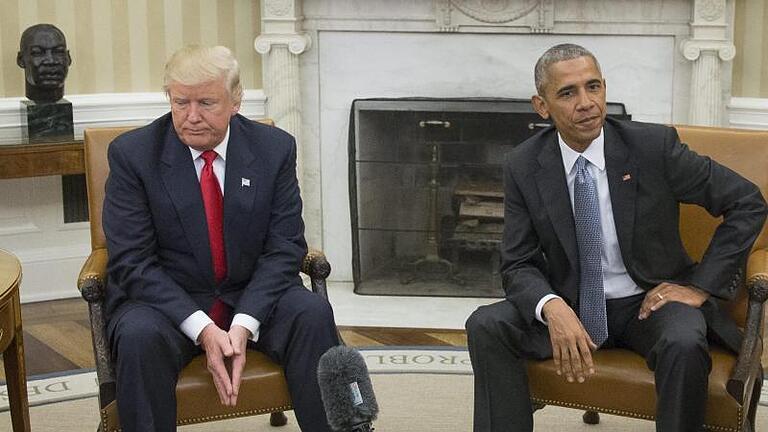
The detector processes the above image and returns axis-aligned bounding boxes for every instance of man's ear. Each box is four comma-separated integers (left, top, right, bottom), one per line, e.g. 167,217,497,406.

231,101,241,116
16,52,25,68
531,95,549,120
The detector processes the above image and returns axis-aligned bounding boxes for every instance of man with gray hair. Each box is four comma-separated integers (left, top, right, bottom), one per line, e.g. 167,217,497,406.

465,43,766,431
103,45,339,432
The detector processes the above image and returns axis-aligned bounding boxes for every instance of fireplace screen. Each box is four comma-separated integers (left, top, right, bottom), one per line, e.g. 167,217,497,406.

349,98,629,297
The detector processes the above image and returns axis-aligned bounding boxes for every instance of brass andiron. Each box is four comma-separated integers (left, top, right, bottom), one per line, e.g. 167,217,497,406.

400,119,462,285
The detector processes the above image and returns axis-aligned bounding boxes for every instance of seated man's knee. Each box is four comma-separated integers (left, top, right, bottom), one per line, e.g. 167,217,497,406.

466,306,503,341
294,292,336,328
654,309,709,368
113,308,173,358
659,329,708,356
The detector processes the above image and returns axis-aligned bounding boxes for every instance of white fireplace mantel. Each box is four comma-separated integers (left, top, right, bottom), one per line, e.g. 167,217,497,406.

258,0,736,282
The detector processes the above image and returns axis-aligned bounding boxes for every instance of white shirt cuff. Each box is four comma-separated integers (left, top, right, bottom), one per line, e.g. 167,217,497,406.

231,313,261,343
180,310,214,345
535,294,562,324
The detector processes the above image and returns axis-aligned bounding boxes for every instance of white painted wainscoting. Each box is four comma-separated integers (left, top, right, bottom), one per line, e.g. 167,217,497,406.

0,91,265,303
728,97,768,130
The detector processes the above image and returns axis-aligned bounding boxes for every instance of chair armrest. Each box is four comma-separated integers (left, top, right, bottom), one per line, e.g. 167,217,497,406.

76,247,117,409
302,249,331,279
77,247,108,302
302,249,332,301
727,249,768,403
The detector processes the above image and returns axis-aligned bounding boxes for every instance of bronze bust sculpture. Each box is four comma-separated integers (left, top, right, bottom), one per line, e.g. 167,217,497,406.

17,24,72,104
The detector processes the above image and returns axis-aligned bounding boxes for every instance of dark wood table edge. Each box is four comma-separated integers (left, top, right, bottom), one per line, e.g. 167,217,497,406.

0,141,84,179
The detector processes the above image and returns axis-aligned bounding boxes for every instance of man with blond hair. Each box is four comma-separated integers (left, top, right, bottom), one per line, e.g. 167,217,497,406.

103,45,339,432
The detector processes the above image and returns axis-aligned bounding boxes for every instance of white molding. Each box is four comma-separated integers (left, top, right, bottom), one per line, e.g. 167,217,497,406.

255,33,312,54
0,89,267,145
15,244,91,303
727,97,768,130
14,243,90,264
0,222,41,236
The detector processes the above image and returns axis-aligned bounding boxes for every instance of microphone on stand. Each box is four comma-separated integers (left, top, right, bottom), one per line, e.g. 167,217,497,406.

317,345,379,432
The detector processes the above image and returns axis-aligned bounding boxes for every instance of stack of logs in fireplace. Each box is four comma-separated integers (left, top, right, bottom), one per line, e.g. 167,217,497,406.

446,179,504,289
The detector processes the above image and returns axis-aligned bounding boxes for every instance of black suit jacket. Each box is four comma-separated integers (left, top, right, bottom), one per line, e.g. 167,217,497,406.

103,113,307,333
501,117,766,352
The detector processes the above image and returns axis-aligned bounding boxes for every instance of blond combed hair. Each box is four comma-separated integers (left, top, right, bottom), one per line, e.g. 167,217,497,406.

163,45,243,103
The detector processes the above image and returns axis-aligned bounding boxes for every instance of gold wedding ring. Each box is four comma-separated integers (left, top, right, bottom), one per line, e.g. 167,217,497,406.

657,293,664,300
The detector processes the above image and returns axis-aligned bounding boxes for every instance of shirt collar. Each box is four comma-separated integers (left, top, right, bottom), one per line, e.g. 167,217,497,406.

558,128,605,175
188,125,230,162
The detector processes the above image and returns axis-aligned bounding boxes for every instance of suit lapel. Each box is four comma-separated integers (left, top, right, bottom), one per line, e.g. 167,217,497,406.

604,123,637,265
534,134,579,273
159,127,215,283
222,118,262,276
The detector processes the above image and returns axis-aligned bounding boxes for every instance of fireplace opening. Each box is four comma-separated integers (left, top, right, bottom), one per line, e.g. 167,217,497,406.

349,98,629,297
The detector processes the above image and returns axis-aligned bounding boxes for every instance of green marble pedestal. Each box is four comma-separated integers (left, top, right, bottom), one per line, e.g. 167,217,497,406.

20,99,74,143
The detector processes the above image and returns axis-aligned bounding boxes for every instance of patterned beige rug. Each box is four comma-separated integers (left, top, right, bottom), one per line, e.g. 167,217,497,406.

2,373,766,431
0,348,472,411
2,348,766,430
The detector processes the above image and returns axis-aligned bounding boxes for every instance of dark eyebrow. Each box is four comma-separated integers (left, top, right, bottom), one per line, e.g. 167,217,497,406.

555,84,575,96
587,79,602,86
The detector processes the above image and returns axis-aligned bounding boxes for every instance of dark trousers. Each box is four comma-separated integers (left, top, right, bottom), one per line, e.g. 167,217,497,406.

110,286,340,432
465,294,712,432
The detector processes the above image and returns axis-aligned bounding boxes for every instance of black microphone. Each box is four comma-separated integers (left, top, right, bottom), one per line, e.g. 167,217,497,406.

317,345,379,432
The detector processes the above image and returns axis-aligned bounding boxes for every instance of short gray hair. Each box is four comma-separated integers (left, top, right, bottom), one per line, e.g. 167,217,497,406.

534,43,601,95
163,45,243,104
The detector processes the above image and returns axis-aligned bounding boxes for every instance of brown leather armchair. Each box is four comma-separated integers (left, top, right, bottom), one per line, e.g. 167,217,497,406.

77,124,332,431
526,125,768,432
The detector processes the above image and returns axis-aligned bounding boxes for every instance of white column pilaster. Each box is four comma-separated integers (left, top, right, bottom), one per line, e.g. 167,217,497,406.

254,33,310,139
681,0,735,126
255,0,322,248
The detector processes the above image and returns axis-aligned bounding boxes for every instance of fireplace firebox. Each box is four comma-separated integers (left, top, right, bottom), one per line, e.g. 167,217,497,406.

349,98,629,297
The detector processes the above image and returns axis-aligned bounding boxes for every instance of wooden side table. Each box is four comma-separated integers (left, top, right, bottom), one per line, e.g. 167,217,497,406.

0,250,30,431
0,140,84,180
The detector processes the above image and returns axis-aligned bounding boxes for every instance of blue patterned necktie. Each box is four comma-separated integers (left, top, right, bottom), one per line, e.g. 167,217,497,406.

574,156,608,347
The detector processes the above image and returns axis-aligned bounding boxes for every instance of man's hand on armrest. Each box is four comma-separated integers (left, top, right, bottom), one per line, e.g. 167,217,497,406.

542,298,597,384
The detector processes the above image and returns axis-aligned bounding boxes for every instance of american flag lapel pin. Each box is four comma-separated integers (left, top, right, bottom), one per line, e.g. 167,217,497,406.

622,173,632,181
241,177,251,187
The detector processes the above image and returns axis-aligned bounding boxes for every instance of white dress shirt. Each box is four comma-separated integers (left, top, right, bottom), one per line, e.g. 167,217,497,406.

178,126,262,344
535,129,644,323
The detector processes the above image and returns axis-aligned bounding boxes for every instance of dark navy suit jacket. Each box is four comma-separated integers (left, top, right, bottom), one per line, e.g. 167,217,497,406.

501,117,767,352
103,113,307,335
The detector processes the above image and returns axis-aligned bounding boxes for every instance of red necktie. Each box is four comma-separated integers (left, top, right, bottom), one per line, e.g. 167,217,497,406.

200,150,231,329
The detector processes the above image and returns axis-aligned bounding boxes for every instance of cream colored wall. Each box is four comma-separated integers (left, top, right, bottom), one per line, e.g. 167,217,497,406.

0,0,262,97
0,0,757,98
733,0,768,98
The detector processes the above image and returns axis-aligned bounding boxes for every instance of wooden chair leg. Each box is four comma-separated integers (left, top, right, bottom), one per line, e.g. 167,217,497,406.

745,370,763,432
583,410,600,424
270,411,288,427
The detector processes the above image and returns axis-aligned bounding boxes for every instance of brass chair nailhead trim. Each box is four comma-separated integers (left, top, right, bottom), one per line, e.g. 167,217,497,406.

530,398,742,432
101,404,294,431
747,273,768,284
77,274,102,287
177,404,293,425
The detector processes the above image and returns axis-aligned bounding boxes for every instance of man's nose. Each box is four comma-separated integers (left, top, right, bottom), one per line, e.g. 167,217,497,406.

187,103,202,121
41,50,55,64
575,89,594,110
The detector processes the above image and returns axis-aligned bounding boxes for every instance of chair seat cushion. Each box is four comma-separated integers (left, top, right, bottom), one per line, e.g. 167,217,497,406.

101,351,292,431
527,347,751,431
